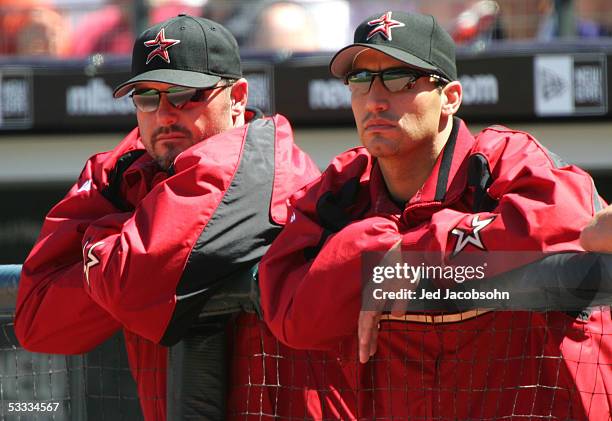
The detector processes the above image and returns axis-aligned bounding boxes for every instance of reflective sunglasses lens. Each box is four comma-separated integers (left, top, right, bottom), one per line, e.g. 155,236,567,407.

132,90,160,112
381,71,419,92
346,71,373,94
166,88,197,108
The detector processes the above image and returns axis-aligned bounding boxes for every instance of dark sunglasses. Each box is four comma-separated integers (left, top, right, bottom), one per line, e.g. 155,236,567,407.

344,68,448,94
130,85,230,112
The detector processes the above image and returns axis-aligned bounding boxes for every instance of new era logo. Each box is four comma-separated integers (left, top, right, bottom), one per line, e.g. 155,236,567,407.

540,68,566,101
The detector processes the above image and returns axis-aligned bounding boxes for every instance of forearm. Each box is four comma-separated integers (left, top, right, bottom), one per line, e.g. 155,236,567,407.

260,215,401,350
581,205,612,252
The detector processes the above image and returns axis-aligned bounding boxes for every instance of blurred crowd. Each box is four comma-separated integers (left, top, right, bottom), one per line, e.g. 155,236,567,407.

1,0,610,58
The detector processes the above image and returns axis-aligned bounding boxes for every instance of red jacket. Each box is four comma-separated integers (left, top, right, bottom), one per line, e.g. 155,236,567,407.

15,114,320,420
259,118,612,420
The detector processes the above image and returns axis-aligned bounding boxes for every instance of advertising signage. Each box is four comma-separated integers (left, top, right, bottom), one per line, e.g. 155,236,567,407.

1,50,611,132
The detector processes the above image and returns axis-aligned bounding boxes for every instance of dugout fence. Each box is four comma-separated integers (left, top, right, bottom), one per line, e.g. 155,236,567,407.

2,254,612,420
0,265,143,421
215,253,612,420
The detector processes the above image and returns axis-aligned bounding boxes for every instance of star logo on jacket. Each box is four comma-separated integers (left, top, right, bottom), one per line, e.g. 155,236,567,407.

82,240,105,287
367,11,405,41
144,28,181,64
450,215,496,257
77,179,92,193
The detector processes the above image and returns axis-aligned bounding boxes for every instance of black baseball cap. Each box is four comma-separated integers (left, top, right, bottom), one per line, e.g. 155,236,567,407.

114,14,242,98
330,11,457,82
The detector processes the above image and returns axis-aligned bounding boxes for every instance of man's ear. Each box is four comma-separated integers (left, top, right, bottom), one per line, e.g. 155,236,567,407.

440,81,462,117
230,78,248,122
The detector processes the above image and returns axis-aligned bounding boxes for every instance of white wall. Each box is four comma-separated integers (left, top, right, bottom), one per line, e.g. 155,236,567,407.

0,121,610,184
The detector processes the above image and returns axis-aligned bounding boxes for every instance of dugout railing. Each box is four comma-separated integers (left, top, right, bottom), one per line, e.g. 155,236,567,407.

2,253,612,420
0,265,144,421
0,264,260,421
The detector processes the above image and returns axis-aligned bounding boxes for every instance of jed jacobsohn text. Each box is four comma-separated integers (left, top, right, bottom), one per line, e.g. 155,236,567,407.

373,288,510,301
372,262,487,284
369,262,511,303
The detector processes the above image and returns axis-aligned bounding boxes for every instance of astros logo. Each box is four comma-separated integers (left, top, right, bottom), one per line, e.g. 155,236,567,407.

367,11,405,41
83,240,105,287
144,28,181,64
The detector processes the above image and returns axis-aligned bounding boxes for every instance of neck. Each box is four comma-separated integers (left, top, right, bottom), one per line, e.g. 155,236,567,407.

379,117,454,203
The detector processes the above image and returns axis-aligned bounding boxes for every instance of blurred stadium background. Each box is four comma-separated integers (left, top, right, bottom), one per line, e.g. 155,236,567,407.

1,0,612,419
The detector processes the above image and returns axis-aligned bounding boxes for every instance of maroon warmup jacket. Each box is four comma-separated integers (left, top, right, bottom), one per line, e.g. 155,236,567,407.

15,113,321,421
259,118,612,420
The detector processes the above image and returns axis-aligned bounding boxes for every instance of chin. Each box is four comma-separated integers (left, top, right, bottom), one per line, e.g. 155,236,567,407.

153,151,179,170
368,149,398,159
154,156,172,170
363,137,399,157
163,145,188,163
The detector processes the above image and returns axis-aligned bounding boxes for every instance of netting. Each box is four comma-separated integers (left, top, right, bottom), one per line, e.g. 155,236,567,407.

3,257,611,420
4,308,609,420
0,319,142,420
226,309,611,420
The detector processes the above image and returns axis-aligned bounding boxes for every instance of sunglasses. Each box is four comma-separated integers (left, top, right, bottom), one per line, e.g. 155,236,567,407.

130,84,230,112
344,68,448,94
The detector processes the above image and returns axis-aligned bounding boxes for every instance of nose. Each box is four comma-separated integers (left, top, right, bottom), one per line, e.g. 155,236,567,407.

156,94,180,125
365,77,389,113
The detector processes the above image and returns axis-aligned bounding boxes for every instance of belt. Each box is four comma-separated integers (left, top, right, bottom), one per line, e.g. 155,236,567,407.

381,308,492,324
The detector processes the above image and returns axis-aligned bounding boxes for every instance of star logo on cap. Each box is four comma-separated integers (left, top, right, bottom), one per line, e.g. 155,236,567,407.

450,215,496,257
367,11,405,41
144,28,181,64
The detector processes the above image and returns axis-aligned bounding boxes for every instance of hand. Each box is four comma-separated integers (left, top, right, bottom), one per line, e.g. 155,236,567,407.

358,240,413,363
358,310,381,363
580,205,612,252
358,306,407,364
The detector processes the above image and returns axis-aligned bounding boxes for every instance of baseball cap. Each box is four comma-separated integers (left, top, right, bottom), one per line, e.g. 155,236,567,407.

113,14,242,98
330,11,457,82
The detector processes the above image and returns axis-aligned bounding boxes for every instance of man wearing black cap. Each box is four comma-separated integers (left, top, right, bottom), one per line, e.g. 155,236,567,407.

259,10,611,419
15,14,320,420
